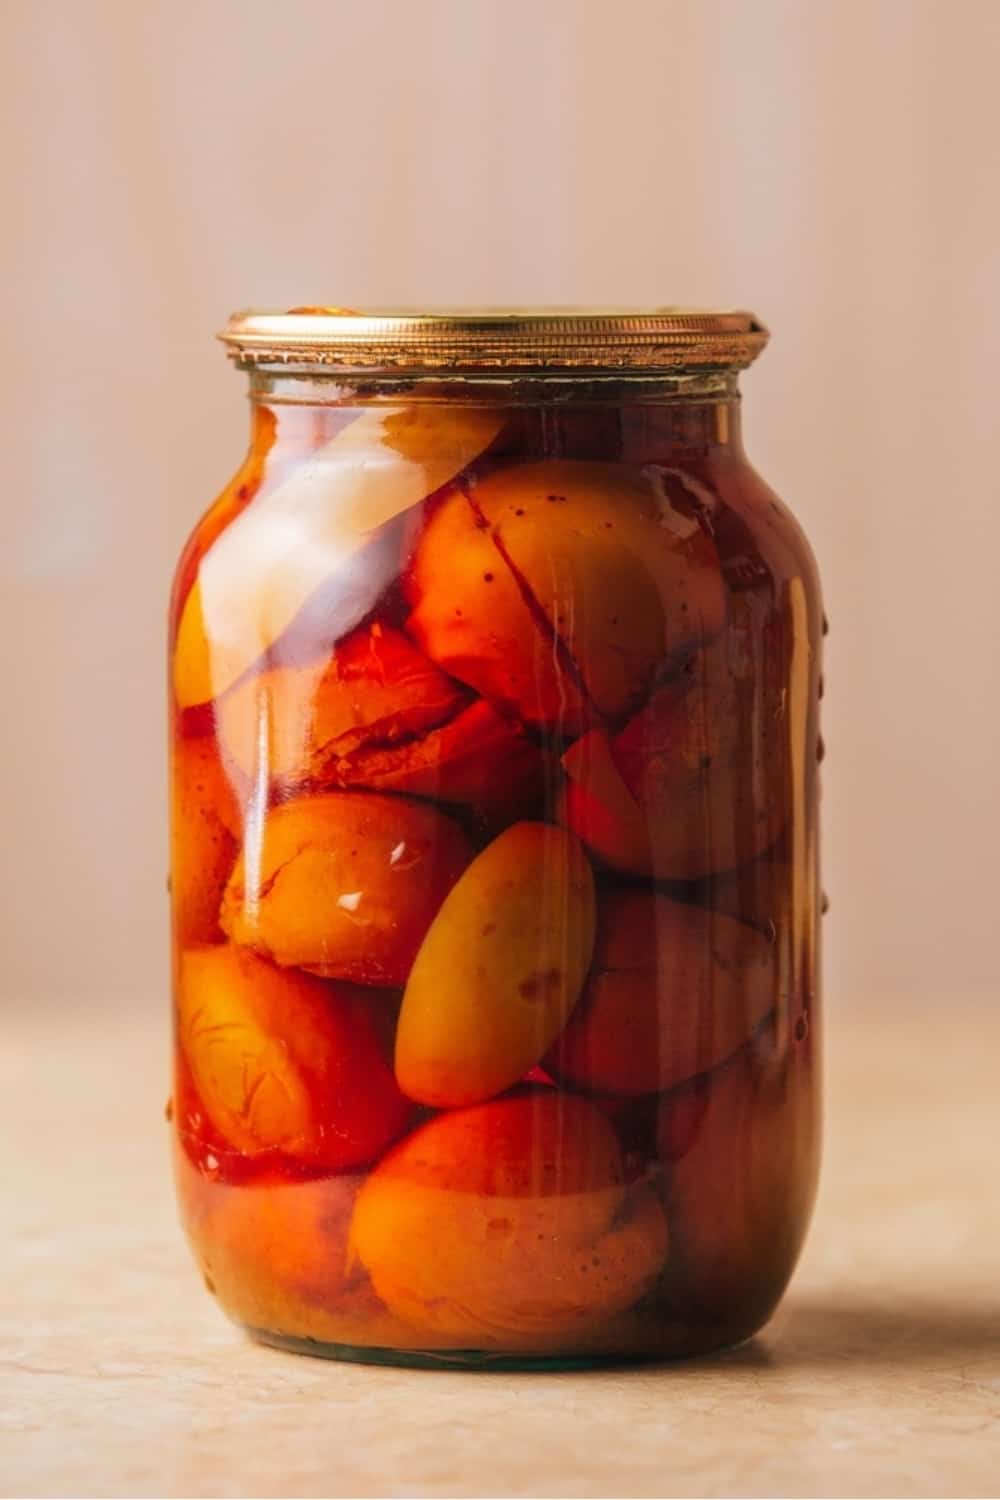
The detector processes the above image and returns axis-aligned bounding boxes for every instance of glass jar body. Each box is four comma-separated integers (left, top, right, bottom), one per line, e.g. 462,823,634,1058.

169,373,823,1366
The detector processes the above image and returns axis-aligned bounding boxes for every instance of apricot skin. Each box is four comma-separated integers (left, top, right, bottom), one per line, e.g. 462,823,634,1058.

220,791,472,987
350,1091,668,1347
395,823,596,1107
177,945,410,1168
215,623,468,788
405,460,725,733
547,894,776,1096
171,736,241,945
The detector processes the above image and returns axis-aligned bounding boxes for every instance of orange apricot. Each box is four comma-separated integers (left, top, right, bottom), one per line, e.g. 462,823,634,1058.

547,894,775,1097
395,824,595,1107
657,1025,820,1325
215,623,468,788
350,1091,668,1347
330,699,549,815
171,736,241,945
177,945,410,1168
220,791,472,986
174,1152,420,1348
405,460,725,733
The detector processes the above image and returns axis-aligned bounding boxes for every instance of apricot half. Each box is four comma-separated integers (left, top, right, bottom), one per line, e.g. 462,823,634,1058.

171,736,241,945
395,823,596,1107
350,1091,668,1347
547,894,776,1096
561,627,788,880
215,623,468,788
221,791,471,986
657,1026,820,1326
405,460,725,732
177,945,410,1168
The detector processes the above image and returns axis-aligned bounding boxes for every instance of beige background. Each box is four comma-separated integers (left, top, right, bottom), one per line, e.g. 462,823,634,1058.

3,0,998,1010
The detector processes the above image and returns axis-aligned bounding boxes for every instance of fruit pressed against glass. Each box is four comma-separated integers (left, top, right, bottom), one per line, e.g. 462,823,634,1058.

170,387,822,1364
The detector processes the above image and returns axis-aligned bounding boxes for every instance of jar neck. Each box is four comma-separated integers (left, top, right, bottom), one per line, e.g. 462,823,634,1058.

244,368,746,456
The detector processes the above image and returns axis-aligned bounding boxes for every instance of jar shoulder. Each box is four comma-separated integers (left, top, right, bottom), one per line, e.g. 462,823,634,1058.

703,452,823,606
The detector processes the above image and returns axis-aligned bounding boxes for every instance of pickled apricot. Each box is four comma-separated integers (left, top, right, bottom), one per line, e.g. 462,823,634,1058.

328,699,547,815
174,405,504,710
350,1091,668,1346
406,478,585,729
171,736,241,945
174,1151,420,1348
406,460,725,732
658,1028,819,1325
215,623,468,788
177,945,410,1167
220,791,472,986
395,824,596,1107
562,629,787,879
547,894,776,1096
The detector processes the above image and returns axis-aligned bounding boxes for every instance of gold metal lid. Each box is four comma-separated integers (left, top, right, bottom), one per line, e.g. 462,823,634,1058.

219,307,768,372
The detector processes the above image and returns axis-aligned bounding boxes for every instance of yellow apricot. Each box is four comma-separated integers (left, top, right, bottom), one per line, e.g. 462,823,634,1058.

350,1091,668,1347
171,736,241,945
547,893,776,1096
406,460,725,731
395,823,596,1107
177,945,410,1167
220,792,472,986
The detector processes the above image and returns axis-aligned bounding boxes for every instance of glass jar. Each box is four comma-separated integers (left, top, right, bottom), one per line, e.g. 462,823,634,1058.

169,309,823,1367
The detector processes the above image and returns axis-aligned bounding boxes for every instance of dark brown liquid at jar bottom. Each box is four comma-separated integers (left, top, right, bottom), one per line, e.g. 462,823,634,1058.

170,388,822,1367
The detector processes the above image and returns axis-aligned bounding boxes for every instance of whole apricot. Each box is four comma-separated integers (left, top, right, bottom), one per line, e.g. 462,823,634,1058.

174,1152,421,1349
220,791,472,986
215,623,468,788
405,460,725,732
331,699,549,816
350,1091,668,1347
561,625,788,880
395,823,596,1106
547,894,775,1096
177,945,410,1168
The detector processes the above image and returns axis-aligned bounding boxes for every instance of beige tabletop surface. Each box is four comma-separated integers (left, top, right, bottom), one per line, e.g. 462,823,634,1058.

2,998,998,1500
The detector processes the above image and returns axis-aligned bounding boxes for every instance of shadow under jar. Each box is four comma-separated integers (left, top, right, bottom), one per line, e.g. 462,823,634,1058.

169,308,824,1368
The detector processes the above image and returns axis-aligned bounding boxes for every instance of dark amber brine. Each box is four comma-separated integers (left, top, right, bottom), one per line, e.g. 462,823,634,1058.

169,309,823,1366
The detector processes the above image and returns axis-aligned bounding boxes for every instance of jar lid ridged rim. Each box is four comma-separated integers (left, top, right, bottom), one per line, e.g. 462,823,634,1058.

218,307,768,372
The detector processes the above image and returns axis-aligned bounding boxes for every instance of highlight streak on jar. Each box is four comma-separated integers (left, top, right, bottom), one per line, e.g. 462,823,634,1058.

173,405,505,709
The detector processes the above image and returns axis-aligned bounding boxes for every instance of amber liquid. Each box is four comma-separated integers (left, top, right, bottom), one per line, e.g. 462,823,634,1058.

169,391,822,1365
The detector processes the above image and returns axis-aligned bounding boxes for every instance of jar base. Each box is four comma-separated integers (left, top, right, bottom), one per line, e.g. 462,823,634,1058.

247,1324,757,1371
